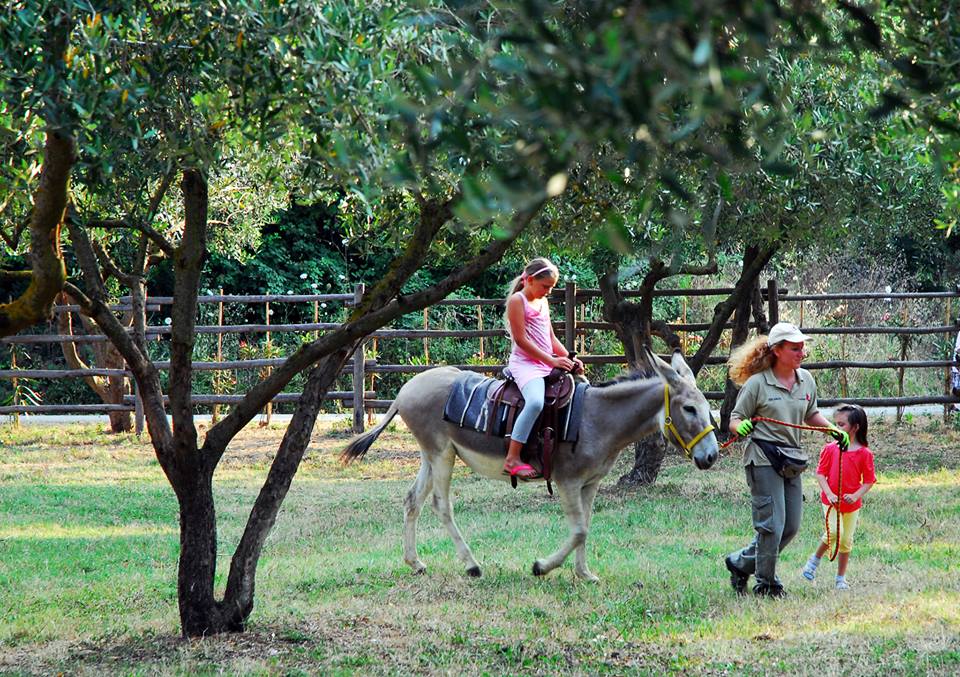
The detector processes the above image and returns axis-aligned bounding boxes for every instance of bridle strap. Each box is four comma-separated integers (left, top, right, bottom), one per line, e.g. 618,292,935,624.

662,382,715,458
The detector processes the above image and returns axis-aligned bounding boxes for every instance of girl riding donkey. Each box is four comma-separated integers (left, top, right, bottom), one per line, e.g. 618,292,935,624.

502,257,584,481
340,349,719,581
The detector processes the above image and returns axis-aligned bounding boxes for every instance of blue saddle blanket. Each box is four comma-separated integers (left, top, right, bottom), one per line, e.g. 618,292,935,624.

442,371,589,442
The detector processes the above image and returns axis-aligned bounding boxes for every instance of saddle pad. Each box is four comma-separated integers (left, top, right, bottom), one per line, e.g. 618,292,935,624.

442,372,589,443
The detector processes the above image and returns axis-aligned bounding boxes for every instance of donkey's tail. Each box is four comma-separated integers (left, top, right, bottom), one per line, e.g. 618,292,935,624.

340,398,400,464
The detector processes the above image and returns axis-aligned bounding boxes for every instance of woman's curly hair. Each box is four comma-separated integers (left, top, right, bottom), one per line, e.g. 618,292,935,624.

728,336,775,385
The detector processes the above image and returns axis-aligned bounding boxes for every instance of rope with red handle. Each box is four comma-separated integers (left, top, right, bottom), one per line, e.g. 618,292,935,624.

720,415,844,561
719,416,836,450
824,447,843,562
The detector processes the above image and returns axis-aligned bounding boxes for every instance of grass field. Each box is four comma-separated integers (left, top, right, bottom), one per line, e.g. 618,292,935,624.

1,414,959,675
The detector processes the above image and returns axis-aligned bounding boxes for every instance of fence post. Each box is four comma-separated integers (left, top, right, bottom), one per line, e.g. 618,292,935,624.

368,337,377,426
10,346,18,428
134,369,144,436
263,300,272,426
681,296,687,354
422,308,430,362
840,333,848,398
767,279,779,326
352,283,366,433
212,288,224,424
477,306,484,361
565,282,577,353
946,296,953,421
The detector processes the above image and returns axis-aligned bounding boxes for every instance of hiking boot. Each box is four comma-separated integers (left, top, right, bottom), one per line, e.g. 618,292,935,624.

724,556,749,596
753,582,786,598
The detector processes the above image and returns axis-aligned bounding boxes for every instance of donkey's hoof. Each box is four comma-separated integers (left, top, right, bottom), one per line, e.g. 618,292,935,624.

408,561,427,575
466,565,482,578
532,560,547,577
576,571,600,583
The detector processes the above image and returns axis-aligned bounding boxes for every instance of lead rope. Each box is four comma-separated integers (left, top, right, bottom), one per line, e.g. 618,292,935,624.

825,446,843,562
719,416,836,450
720,416,843,560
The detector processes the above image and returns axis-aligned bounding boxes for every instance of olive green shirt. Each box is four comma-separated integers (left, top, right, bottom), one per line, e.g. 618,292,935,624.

732,367,820,467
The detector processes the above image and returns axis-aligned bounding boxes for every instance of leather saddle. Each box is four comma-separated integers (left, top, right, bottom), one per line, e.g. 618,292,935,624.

487,368,576,492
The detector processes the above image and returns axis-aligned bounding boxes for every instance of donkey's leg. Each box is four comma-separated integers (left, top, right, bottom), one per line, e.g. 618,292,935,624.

403,457,433,574
532,480,592,579
430,445,482,577
573,480,602,582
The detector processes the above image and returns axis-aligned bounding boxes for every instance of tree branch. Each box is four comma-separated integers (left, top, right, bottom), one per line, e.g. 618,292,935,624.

67,219,175,466
168,168,208,455
202,202,542,456
688,243,778,374
0,129,73,337
86,218,176,258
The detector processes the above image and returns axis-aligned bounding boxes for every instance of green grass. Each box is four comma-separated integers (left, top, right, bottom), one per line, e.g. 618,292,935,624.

1,416,959,675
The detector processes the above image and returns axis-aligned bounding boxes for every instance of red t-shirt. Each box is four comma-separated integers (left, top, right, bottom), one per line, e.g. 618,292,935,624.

816,442,876,513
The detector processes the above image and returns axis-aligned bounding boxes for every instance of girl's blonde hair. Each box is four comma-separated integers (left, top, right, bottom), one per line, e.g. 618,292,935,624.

727,335,775,385
503,257,559,330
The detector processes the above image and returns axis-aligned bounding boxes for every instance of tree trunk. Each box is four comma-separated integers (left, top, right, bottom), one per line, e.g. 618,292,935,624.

617,435,667,487
177,465,234,635
220,349,352,629
0,130,73,337
719,276,757,433
57,292,132,432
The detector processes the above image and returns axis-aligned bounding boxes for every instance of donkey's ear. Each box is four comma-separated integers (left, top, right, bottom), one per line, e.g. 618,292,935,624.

644,346,676,381
670,349,696,384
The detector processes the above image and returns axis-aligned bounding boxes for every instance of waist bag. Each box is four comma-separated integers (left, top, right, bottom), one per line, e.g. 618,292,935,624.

753,438,808,479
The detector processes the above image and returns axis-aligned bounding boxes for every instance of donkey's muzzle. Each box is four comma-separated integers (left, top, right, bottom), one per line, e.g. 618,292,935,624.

693,445,719,470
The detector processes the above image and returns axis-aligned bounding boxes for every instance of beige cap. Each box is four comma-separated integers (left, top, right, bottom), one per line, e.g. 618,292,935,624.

766,322,811,346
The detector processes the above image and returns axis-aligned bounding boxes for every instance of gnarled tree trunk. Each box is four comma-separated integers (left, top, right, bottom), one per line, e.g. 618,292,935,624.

57,292,132,432
609,242,778,486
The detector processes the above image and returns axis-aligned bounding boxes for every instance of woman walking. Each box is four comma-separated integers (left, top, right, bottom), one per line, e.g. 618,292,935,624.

723,322,848,598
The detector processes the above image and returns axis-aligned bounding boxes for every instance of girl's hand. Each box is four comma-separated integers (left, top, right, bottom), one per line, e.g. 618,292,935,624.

825,492,838,505
572,357,585,374
552,355,575,371
843,494,857,504
828,427,850,451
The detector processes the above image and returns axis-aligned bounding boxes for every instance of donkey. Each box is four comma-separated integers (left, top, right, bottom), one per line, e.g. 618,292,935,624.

340,349,719,581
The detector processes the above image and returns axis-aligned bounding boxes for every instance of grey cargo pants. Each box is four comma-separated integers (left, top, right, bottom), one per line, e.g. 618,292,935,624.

726,463,803,588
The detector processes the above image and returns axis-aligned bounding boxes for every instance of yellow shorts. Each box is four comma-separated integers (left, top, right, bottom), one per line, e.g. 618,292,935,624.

820,505,860,554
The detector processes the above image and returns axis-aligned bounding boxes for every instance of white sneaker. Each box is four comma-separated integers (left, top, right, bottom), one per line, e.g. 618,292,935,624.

836,578,850,590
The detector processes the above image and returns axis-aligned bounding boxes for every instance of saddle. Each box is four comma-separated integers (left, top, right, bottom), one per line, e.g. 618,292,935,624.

442,370,589,494
486,368,576,492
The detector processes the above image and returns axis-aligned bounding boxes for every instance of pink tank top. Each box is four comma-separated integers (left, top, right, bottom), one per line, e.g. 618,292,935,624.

507,292,554,389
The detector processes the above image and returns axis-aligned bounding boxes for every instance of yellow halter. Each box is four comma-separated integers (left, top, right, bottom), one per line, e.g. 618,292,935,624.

662,382,715,458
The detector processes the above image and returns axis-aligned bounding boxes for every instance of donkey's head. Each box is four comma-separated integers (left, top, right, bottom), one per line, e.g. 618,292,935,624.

645,347,719,470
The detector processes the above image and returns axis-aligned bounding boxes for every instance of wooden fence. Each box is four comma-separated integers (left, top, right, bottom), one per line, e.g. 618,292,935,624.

2,281,959,433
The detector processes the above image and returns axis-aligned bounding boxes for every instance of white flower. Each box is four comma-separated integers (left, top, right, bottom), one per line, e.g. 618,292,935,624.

269,309,274,316
164,317,172,325
299,273,308,279
286,290,293,294
338,274,346,280
311,283,318,289
884,285,892,293
320,303,327,308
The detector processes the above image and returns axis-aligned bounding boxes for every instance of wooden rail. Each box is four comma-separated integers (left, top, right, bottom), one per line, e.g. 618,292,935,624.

3,281,959,432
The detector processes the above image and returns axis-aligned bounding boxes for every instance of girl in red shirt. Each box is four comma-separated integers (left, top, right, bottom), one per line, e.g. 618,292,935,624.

801,403,876,590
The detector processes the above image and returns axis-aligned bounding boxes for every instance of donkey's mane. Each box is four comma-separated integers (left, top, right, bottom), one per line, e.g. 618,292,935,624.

594,368,655,387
